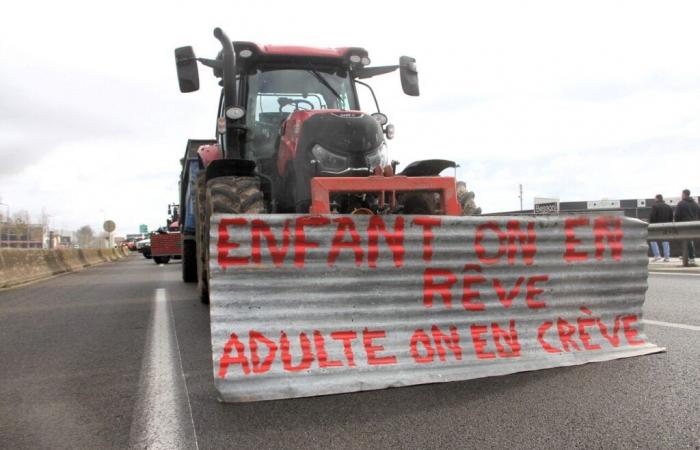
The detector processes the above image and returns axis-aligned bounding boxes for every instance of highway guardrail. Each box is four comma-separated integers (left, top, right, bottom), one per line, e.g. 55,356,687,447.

647,221,700,266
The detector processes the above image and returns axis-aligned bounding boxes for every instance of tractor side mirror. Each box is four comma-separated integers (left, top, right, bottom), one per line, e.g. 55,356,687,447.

399,56,419,96
175,46,200,93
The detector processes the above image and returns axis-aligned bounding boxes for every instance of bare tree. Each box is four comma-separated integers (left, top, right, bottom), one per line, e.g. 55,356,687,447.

12,210,31,248
76,225,94,248
39,208,50,229
0,195,7,223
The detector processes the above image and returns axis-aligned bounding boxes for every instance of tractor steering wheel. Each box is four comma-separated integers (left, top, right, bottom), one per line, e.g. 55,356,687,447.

278,97,315,112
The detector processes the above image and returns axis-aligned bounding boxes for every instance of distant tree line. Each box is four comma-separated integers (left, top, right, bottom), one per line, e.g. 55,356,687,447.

0,207,102,248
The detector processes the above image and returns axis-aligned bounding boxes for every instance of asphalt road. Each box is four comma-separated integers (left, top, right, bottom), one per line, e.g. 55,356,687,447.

1,256,698,449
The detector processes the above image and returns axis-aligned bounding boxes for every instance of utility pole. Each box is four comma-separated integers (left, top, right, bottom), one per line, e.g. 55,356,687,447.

519,184,523,211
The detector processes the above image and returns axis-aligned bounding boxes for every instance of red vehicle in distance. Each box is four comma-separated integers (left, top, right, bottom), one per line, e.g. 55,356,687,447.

150,204,182,264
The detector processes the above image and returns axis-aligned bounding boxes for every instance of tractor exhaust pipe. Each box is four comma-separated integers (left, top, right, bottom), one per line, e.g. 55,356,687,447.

213,27,240,159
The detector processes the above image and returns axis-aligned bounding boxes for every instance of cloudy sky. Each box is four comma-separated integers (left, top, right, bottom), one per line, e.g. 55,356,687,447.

1,0,699,235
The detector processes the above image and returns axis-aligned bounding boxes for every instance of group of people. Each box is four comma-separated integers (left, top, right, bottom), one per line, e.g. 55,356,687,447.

649,189,700,266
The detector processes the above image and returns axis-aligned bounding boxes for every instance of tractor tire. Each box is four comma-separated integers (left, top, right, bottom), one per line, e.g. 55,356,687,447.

182,238,197,282
201,176,265,304
158,256,171,264
195,172,209,303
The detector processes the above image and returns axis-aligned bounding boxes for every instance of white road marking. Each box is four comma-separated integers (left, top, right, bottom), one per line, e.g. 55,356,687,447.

643,319,700,332
649,271,700,277
129,288,199,449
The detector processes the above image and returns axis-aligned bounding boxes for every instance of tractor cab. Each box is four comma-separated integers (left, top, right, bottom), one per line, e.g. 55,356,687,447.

237,52,366,183
175,28,444,215
215,43,405,190
242,60,360,160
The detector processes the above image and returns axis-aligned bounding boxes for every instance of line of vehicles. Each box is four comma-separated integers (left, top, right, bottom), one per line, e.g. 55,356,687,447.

133,204,183,264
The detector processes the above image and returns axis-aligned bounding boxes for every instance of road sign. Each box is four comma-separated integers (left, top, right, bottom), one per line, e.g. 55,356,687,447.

139,224,148,234
534,197,559,215
103,220,116,233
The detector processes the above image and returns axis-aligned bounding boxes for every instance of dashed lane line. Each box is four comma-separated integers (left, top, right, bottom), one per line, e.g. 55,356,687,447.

128,288,199,449
648,271,700,277
643,319,700,332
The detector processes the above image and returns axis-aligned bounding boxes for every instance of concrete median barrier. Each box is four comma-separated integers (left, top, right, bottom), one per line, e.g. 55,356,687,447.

0,247,130,289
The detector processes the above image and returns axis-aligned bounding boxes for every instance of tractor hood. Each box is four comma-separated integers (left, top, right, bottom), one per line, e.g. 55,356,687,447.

281,109,388,212
297,111,384,156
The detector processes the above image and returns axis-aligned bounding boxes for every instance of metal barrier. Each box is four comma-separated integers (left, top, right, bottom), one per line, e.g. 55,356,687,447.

648,221,700,266
208,214,662,402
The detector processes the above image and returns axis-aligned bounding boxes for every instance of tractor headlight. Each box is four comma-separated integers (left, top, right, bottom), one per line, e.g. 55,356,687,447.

311,144,348,173
366,143,388,169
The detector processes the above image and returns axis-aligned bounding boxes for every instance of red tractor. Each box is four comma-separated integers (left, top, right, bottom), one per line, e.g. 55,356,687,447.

176,28,460,302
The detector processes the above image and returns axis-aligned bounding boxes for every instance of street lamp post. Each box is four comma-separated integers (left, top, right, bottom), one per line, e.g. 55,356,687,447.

99,209,106,249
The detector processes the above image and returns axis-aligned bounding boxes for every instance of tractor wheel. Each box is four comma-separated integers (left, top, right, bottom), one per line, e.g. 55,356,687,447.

182,238,197,282
195,172,209,303
160,256,171,264
202,176,265,304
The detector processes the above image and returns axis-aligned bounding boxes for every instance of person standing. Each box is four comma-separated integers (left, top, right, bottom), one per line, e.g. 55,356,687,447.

673,189,700,266
649,194,674,261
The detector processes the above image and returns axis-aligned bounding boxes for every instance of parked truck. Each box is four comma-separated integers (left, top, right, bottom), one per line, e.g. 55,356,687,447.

150,204,182,264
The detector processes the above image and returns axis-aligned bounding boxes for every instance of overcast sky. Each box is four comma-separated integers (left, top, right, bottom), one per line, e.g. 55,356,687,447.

1,0,699,235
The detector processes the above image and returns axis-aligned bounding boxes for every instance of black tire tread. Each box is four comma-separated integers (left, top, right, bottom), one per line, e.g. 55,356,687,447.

182,239,197,282
195,172,209,303
197,175,266,305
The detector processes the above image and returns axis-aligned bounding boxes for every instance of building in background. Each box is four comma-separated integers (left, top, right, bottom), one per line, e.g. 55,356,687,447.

492,195,699,220
0,221,45,248
490,195,700,257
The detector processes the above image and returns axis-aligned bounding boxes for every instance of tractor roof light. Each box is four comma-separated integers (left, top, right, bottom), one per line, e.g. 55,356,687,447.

348,54,371,67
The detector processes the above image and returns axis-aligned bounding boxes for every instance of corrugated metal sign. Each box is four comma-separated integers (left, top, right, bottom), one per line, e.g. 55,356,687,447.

209,214,663,402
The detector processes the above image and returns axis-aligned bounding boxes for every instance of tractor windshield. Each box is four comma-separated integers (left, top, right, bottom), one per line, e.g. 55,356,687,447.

244,68,358,160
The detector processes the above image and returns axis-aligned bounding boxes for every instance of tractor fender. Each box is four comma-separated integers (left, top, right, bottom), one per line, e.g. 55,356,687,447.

399,159,457,177
197,143,223,168
205,159,257,182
